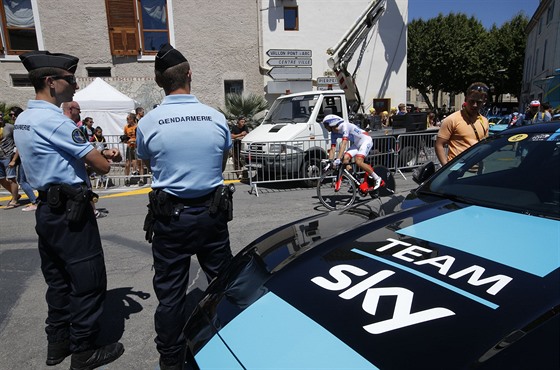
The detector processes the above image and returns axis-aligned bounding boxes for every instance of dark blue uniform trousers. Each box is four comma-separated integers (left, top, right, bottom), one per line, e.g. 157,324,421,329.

151,206,232,360
35,202,107,352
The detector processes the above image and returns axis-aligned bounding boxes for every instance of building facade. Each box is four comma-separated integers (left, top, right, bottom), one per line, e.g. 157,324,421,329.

521,0,560,110
0,0,263,112
258,0,408,112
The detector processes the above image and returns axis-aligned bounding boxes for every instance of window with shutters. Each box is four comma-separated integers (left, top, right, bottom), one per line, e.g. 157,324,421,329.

105,0,170,56
0,0,39,55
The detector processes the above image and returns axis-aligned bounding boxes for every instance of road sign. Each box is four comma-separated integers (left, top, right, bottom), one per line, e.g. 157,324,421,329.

317,77,338,85
267,67,312,80
267,58,312,67
266,49,312,57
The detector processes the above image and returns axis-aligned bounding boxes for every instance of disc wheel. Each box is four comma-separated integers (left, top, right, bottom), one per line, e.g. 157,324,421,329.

317,171,357,211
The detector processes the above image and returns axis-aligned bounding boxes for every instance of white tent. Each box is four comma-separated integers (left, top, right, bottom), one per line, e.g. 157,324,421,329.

74,78,137,136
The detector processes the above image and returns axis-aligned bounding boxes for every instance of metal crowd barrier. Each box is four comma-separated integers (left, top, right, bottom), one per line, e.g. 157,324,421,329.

95,135,151,189
99,132,443,192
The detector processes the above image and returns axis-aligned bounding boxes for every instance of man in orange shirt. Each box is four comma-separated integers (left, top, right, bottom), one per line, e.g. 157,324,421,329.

435,82,490,166
123,112,145,186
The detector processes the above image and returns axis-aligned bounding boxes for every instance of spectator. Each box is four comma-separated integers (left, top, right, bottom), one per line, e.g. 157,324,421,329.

520,100,545,125
1,110,20,208
79,116,95,142
397,103,407,115
8,107,37,211
541,102,552,122
435,82,490,166
136,106,145,121
123,112,144,186
92,126,107,151
231,116,249,177
136,44,233,370
427,111,439,127
61,101,81,126
14,49,124,370
380,110,390,127
90,126,109,187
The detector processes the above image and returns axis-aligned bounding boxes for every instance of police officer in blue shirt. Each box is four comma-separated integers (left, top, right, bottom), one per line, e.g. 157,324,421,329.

13,50,124,370
137,44,233,370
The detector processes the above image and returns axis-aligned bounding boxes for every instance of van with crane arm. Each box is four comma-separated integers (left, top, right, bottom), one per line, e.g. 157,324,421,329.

241,0,437,186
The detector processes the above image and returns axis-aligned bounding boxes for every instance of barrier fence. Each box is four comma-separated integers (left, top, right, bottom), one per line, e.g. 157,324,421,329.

244,132,442,195
99,132,442,192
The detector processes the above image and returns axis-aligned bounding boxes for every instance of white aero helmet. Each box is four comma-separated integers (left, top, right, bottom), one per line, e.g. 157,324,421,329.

322,114,344,127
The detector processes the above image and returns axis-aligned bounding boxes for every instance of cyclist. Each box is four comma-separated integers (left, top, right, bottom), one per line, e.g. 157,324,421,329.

322,114,383,192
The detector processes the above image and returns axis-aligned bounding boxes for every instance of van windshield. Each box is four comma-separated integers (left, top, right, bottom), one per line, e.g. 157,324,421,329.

262,94,319,124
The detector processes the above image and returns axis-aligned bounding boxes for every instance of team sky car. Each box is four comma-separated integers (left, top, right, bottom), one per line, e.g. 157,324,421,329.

183,123,560,369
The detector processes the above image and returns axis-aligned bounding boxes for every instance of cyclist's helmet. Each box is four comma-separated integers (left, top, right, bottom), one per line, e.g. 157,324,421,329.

322,114,344,128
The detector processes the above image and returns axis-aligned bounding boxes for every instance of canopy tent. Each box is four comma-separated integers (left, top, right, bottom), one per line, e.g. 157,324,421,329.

74,78,138,136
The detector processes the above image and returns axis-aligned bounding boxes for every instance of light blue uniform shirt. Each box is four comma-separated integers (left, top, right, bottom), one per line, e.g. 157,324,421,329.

137,94,232,199
13,100,94,191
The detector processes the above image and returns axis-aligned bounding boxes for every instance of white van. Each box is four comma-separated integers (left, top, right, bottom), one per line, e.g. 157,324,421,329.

241,90,348,186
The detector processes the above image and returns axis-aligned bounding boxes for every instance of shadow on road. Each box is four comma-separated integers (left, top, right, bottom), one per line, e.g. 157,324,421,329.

97,287,151,345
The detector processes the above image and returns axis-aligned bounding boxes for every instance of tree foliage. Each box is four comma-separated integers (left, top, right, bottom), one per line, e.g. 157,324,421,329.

408,12,529,109
218,93,269,128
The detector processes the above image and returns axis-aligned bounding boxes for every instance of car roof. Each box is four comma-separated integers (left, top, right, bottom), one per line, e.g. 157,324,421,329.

496,122,560,136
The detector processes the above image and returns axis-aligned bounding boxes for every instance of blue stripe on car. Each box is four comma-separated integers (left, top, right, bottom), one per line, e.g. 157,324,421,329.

352,248,499,309
195,334,244,369
398,206,559,277
197,292,378,370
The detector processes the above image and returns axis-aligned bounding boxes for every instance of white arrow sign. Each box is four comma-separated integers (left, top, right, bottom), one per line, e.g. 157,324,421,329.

267,58,312,66
268,67,312,80
267,49,312,57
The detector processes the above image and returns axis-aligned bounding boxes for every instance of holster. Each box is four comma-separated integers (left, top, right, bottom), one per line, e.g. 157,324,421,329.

209,184,235,222
47,183,95,224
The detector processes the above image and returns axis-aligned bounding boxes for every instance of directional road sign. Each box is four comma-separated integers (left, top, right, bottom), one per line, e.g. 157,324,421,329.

317,77,338,85
267,58,312,67
267,66,312,80
266,49,312,57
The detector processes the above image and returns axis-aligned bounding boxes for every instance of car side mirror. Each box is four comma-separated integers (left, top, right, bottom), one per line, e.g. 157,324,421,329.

412,161,435,184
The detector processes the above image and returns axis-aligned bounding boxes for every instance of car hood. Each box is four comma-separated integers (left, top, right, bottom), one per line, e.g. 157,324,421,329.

188,199,560,369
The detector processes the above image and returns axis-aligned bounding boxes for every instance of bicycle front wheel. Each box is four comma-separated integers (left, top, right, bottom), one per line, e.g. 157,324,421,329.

317,171,357,211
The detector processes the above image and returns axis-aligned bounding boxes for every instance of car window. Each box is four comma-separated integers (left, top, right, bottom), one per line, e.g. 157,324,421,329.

426,132,560,219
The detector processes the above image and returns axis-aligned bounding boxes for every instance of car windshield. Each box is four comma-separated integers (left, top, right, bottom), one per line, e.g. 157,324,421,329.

262,94,319,124
422,131,560,219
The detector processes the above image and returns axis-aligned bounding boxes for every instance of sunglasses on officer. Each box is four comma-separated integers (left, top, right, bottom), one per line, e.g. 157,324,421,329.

48,75,77,85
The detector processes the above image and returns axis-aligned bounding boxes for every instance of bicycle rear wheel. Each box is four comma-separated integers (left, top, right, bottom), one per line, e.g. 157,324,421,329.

370,165,396,198
317,171,357,211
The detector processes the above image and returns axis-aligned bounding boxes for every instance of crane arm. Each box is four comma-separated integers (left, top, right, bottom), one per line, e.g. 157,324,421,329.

326,0,386,113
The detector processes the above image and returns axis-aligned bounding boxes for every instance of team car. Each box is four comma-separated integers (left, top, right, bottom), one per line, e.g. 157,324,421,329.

183,123,560,369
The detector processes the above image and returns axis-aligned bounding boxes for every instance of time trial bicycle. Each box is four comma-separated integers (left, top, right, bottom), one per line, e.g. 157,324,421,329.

317,159,395,211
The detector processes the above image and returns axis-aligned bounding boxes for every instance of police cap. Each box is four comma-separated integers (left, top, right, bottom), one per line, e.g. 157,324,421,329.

19,50,79,73
155,43,188,73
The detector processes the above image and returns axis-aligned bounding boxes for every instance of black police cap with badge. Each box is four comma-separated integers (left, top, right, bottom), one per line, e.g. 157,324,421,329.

155,43,188,73
19,50,79,73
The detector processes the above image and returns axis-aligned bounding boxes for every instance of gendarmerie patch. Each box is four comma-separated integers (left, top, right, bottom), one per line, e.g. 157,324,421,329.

72,128,87,144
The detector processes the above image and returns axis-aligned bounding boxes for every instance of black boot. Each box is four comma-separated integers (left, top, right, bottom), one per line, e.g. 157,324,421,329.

69,342,124,370
46,338,71,366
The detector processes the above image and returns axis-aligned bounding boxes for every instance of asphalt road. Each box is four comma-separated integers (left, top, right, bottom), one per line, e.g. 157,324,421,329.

0,174,417,370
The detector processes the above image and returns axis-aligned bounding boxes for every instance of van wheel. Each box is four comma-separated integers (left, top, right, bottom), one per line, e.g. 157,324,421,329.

301,157,322,187
398,146,418,168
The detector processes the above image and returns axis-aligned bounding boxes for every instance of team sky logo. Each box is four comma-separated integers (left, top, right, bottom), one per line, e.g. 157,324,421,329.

311,238,514,334
72,128,87,144
312,265,455,334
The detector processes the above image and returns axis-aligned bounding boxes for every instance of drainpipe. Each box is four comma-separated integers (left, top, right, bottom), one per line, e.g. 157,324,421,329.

257,0,272,76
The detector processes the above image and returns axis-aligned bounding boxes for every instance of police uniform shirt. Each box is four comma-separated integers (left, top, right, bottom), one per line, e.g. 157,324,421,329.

137,94,232,199
13,100,94,190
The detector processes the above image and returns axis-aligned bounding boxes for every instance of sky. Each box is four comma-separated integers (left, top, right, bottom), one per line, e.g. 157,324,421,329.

408,0,541,29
